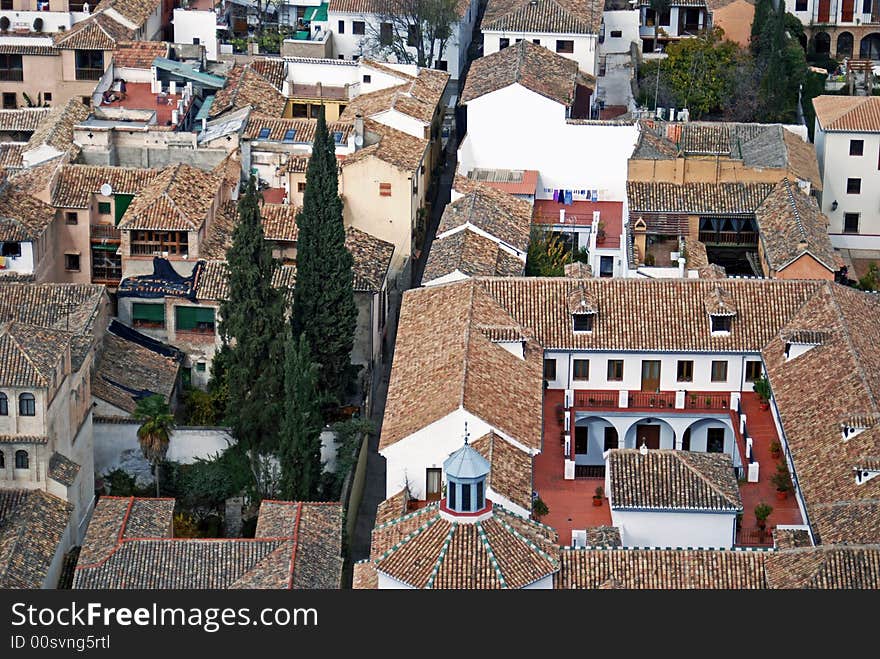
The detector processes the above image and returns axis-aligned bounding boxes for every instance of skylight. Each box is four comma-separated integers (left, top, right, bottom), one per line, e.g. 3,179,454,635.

333,131,344,143
283,129,296,142
257,127,270,139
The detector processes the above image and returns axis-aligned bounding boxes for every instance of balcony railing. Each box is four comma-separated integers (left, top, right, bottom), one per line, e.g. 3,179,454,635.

574,390,618,408
684,393,729,411
698,230,758,246
735,526,774,547
628,391,676,409
571,389,733,413
91,224,120,242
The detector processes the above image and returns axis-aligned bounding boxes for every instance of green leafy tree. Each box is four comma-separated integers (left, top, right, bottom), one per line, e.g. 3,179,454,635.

858,263,879,291
278,333,325,501
219,175,287,497
291,107,357,404
755,5,806,123
133,394,175,497
526,227,572,277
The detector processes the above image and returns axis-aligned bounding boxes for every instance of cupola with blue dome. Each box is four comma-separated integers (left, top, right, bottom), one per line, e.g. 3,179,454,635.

443,430,491,515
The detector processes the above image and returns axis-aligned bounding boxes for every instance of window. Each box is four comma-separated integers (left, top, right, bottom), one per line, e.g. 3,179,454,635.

353,20,365,35
2,241,21,257
129,230,188,256
610,29,622,38
333,130,344,144
844,212,860,233
291,103,308,118
0,54,23,81
64,254,80,271
476,481,484,509
15,450,28,469
81,96,90,106
44,92,52,102
607,359,624,381
65,212,78,225
461,483,471,511
532,39,541,45
0,392,6,415
407,24,419,47
865,0,872,12
175,306,215,334
75,49,104,80
745,360,762,382
796,0,807,9
196,362,206,372
0,1,10,9
380,22,393,45
338,20,345,33
543,358,557,380
850,139,864,156
97,201,111,215
710,360,728,382
659,8,671,25
603,427,618,452
362,74,371,83
847,177,862,194
379,182,391,197
573,359,590,380
435,60,447,71
297,181,307,193
132,303,165,328
19,393,35,416
283,129,296,142
2,92,15,109
448,480,456,508
711,315,732,333
256,126,271,139
499,38,510,49
677,360,694,382
556,40,574,54
706,428,725,453
192,37,200,45
572,313,593,332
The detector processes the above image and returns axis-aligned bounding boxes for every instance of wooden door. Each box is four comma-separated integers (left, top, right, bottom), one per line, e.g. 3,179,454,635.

426,468,442,501
842,0,854,22
818,0,831,22
641,360,661,392
636,424,661,450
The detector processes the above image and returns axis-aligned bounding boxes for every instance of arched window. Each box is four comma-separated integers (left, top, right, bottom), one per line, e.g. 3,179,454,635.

18,393,35,416
0,392,7,416
15,450,28,469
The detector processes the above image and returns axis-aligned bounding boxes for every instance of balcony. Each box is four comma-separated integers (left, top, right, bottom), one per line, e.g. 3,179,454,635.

91,224,120,242
572,389,730,413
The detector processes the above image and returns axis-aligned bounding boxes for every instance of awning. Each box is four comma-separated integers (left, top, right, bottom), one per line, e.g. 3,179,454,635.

304,2,328,21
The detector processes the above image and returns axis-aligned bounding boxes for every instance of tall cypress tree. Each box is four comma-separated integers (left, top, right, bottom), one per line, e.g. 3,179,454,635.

219,175,287,495
278,332,324,500
291,106,357,403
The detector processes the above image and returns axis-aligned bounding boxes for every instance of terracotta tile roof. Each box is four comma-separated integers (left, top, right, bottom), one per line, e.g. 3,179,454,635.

74,498,342,589
117,163,220,232
0,321,70,388
0,181,56,241
52,164,160,209
773,527,812,549
209,65,286,118
0,281,106,338
813,95,880,132
352,560,378,589
284,154,310,173
471,431,533,511
764,545,880,588
608,449,742,512
755,178,836,273
25,98,89,155
441,178,533,252
782,130,822,191
0,435,48,444
555,547,767,588
424,228,525,282
48,452,81,487
250,58,286,91
261,202,300,242
371,504,559,588
112,41,169,69
243,114,352,143
375,491,408,527
92,332,180,414
585,526,622,547
95,0,161,29
0,489,72,588
340,68,447,125
0,144,24,170
53,12,134,50
342,118,427,173
346,226,394,292
0,108,51,133
380,279,544,452
627,181,775,215
483,0,602,33
762,284,880,545
196,261,296,301
461,40,585,106
0,41,58,56
475,277,822,352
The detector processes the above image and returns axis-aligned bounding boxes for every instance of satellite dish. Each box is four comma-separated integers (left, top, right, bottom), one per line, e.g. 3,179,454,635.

100,183,113,196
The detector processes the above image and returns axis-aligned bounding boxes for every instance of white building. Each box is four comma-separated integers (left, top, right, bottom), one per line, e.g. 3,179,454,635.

481,0,603,78
315,0,478,79
784,0,880,59
813,95,880,250
638,0,710,54
173,7,221,61
597,6,641,108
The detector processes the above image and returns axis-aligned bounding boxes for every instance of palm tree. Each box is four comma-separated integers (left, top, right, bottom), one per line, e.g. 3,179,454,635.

133,394,175,497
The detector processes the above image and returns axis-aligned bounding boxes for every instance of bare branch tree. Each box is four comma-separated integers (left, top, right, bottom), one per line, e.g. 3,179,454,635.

362,0,459,68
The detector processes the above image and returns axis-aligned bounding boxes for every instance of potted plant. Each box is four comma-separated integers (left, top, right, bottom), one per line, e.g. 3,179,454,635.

596,220,606,244
770,440,782,459
533,496,549,521
649,397,656,408
705,397,712,408
754,374,772,410
772,462,792,501
754,502,773,529
689,393,697,407
593,486,604,507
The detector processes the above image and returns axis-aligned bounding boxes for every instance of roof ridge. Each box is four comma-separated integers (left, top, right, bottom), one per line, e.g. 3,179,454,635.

4,329,49,385
424,522,456,589
675,451,742,509
476,520,507,588
827,285,880,413
459,281,477,409
781,178,808,241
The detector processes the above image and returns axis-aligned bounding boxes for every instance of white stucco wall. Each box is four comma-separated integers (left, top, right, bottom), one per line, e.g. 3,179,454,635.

173,9,219,61
483,32,599,77
611,508,737,548
0,241,34,274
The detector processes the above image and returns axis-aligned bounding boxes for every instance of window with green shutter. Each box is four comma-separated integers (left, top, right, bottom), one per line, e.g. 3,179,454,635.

131,303,165,329
114,193,134,225
175,306,215,333
97,201,111,215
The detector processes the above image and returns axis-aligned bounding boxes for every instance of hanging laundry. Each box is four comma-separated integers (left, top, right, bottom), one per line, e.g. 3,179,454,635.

564,190,573,205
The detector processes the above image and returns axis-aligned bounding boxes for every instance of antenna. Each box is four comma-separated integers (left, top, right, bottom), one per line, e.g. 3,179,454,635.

463,421,470,445
100,182,113,197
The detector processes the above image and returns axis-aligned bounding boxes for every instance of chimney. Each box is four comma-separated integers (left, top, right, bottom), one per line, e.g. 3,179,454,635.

678,257,686,277
316,81,322,98
560,208,565,223
354,112,364,150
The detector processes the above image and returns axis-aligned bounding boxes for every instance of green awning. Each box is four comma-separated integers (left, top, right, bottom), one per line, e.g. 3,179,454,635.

132,303,165,322
304,2,328,21
175,305,215,330
92,243,119,252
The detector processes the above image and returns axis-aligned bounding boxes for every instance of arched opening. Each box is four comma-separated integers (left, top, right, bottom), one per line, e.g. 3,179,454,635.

573,415,618,468
15,450,28,469
860,33,880,59
33,17,43,33
682,418,737,462
838,31,854,58
623,417,677,451
814,32,832,55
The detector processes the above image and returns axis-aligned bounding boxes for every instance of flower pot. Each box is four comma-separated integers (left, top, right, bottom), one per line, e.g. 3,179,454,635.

776,490,787,501
592,497,603,507
760,401,770,411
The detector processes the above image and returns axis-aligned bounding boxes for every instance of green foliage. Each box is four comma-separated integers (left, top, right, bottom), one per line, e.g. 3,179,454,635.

101,468,153,497
752,5,806,123
133,394,174,497
207,343,230,424
753,374,772,403
532,496,549,520
278,333,325,501
574,246,590,264
183,388,217,426
754,502,773,524
801,69,829,140
526,227,571,276
173,447,254,510
219,175,287,495
772,462,793,492
292,106,357,404
322,418,374,501
858,263,879,291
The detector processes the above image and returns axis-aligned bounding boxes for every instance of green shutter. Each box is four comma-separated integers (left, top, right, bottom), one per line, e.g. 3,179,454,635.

175,306,214,330
114,193,134,225
132,303,165,322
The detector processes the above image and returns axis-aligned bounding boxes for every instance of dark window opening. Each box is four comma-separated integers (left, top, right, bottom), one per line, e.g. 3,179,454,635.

711,315,732,333
745,360,762,382
573,313,593,332
18,393,35,416
353,20,365,35
0,54,23,81
710,360,728,382
75,49,104,80
380,22,393,46
338,20,345,33
677,360,694,382
707,428,725,453
847,177,861,194
543,358,557,380
461,483,471,511
850,139,864,156
844,212,860,233
556,39,574,54
64,254,80,271
1,241,21,257
15,450,28,469
607,359,624,381
573,359,590,380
